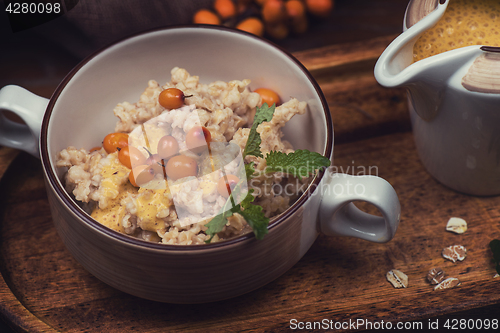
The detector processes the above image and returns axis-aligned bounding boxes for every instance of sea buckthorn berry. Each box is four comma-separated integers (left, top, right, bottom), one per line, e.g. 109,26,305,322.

306,0,333,18
129,165,156,187
262,0,287,23
214,0,236,20
157,135,179,160
103,132,129,154
217,174,240,198
286,0,306,20
236,17,264,37
118,146,147,169
193,9,221,25
146,153,166,176
159,88,188,109
186,126,212,154
254,88,281,106
165,155,198,180
89,146,102,153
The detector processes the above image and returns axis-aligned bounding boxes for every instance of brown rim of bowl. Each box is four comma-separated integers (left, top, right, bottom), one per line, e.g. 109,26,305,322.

40,24,334,251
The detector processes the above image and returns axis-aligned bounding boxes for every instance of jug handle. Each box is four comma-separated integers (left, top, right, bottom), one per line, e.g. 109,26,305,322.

319,173,400,243
0,85,48,158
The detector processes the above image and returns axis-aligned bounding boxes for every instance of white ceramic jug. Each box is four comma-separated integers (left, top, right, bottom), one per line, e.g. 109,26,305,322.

375,0,500,196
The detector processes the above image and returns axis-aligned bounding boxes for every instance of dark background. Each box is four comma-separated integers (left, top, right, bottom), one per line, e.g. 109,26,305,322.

1,0,499,331
0,0,409,99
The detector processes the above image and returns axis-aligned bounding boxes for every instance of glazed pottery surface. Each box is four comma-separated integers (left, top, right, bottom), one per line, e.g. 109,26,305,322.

375,0,500,196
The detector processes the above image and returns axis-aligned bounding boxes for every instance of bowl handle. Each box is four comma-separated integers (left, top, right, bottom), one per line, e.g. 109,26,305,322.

0,85,48,158
319,173,401,243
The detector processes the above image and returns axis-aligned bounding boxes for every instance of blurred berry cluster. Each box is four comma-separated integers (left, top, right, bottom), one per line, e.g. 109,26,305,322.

192,0,334,39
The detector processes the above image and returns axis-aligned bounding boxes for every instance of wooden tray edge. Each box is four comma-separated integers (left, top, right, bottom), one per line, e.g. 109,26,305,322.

0,148,57,332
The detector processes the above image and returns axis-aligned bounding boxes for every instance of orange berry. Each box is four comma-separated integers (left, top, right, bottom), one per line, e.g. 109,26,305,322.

254,88,281,106
165,155,198,180
103,132,129,154
236,17,264,37
305,0,333,17
118,146,147,169
89,146,102,153
262,0,287,23
129,165,156,187
186,126,212,154
214,0,237,20
286,0,306,20
193,9,221,25
265,22,289,39
159,88,187,109
217,174,240,198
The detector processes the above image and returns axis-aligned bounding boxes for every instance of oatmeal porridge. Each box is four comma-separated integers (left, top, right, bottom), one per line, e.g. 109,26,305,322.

56,67,324,245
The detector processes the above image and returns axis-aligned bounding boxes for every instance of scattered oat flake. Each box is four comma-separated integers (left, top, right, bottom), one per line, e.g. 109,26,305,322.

494,273,499,278
386,269,408,288
427,267,445,285
446,217,467,234
434,277,460,290
442,245,467,263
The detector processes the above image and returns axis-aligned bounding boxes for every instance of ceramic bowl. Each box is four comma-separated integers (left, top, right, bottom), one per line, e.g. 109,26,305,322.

0,26,400,303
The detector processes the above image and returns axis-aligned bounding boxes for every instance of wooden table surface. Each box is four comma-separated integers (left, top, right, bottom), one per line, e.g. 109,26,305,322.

1,1,500,332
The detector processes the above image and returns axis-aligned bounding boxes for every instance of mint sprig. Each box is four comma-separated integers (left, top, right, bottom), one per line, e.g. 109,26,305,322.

265,150,331,177
205,103,331,243
205,189,269,243
243,103,275,158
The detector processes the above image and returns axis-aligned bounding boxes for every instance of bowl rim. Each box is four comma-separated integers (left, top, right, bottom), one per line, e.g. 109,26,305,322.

40,24,334,251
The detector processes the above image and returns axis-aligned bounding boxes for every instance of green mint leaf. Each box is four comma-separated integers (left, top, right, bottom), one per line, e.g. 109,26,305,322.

245,162,256,179
239,204,269,240
253,103,275,124
204,181,250,243
265,149,331,178
204,212,232,243
490,239,500,263
243,103,275,158
204,185,242,243
240,189,255,208
243,125,263,158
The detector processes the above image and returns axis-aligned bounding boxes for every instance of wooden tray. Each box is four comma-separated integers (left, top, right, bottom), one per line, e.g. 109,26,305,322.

1,36,500,332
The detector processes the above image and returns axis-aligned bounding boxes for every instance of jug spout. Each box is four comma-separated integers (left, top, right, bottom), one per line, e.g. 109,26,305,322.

374,0,483,121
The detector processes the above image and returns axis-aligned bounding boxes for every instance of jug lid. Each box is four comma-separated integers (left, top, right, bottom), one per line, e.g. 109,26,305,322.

405,0,444,30
462,47,500,94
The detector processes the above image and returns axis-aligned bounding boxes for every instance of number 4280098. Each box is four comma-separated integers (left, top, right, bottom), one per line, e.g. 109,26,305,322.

444,319,499,330
5,2,61,14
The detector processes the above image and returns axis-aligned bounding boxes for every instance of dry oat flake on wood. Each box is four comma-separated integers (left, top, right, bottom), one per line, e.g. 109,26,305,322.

442,245,467,263
445,217,467,234
427,268,445,285
386,269,408,288
434,277,461,291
